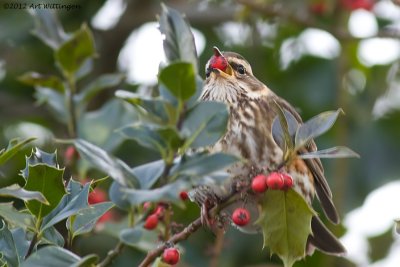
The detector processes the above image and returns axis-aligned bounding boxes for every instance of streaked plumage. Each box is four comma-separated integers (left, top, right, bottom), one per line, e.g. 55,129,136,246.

199,48,345,255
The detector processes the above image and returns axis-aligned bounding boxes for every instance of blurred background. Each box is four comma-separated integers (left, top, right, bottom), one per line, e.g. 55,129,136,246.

1,0,400,266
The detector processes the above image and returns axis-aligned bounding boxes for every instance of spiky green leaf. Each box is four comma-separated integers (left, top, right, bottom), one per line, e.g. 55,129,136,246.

258,189,314,267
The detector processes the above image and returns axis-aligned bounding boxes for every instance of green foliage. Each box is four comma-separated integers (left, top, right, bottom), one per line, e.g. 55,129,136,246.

295,109,343,150
0,220,19,267
272,105,359,163
55,24,95,77
119,226,159,251
0,138,36,166
181,101,229,148
0,1,380,267
22,246,97,267
22,149,66,219
74,139,139,188
258,190,315,267
159,3,199,72
67,202,113,239
0,186,47,204
158,62,196,101
0,203,34,231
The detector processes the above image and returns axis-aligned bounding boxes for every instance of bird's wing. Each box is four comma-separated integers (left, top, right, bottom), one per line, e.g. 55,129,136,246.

272,95,339,224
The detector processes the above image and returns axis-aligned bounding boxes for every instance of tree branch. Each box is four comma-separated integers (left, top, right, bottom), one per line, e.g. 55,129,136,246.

138,217,202,267
236,0,400,40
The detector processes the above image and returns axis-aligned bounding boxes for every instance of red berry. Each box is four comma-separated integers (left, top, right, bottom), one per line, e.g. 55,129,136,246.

232,208,251,226
64,146,79,162
266,172,285,190
209,55,228,71
282,173,294,189
310,2,327,15
144,214,158,230
340,0,374,11
179,191,189,201
97,210,113,223
154,205,165,218
143,202,152,211
88,188,107,204
251,174,267,193
162,247,180,265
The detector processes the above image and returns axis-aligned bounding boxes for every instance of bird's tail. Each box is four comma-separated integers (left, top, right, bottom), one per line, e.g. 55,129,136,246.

307,216,346,256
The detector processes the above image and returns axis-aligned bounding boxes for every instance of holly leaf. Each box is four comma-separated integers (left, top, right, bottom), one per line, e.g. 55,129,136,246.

22,149,66,220
68,202,114,238
74,139,139,188
119,225,159,251
258,189,315,267
34,88,68,124
22,246,97,267
299,146,360,159
116,90,176,124
120,180,187,205
173,153,238,178
131,159,165,190
272,101,295,155
0,138,36,166
0,220,19,267
295,109,343,150
180,101,229,149
271,108,299,151
77,99,137,152
0,185,48,204
159,4,198,72
40,181,90,231
29,9,68,49
77,73,125,104
55,23,96,76
119,123,183,158
0,203,34,230
18,72,64,92
158,62,196,101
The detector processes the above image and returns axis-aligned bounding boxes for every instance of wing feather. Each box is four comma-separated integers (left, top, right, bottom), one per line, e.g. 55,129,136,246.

272,95,339,224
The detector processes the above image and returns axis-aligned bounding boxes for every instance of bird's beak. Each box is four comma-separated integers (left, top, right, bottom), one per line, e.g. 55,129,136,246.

209,46,234,78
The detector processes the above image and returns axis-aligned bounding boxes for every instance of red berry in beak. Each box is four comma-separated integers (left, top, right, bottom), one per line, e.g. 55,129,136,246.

209,54,228,72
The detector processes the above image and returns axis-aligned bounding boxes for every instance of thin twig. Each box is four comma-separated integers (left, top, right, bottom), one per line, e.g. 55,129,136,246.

97,242,125,267
209,228,225,267
138,218,202,267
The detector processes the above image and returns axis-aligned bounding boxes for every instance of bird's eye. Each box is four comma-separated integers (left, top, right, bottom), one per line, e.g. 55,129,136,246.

237,65,246,75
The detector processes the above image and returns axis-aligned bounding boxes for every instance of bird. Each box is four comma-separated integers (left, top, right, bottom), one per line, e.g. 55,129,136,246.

193,47,346,256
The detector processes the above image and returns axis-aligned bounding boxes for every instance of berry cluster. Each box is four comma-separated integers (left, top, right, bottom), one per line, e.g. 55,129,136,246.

143,191,188,230
251,172,293,193
143,202,166,230
231,172,294,227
